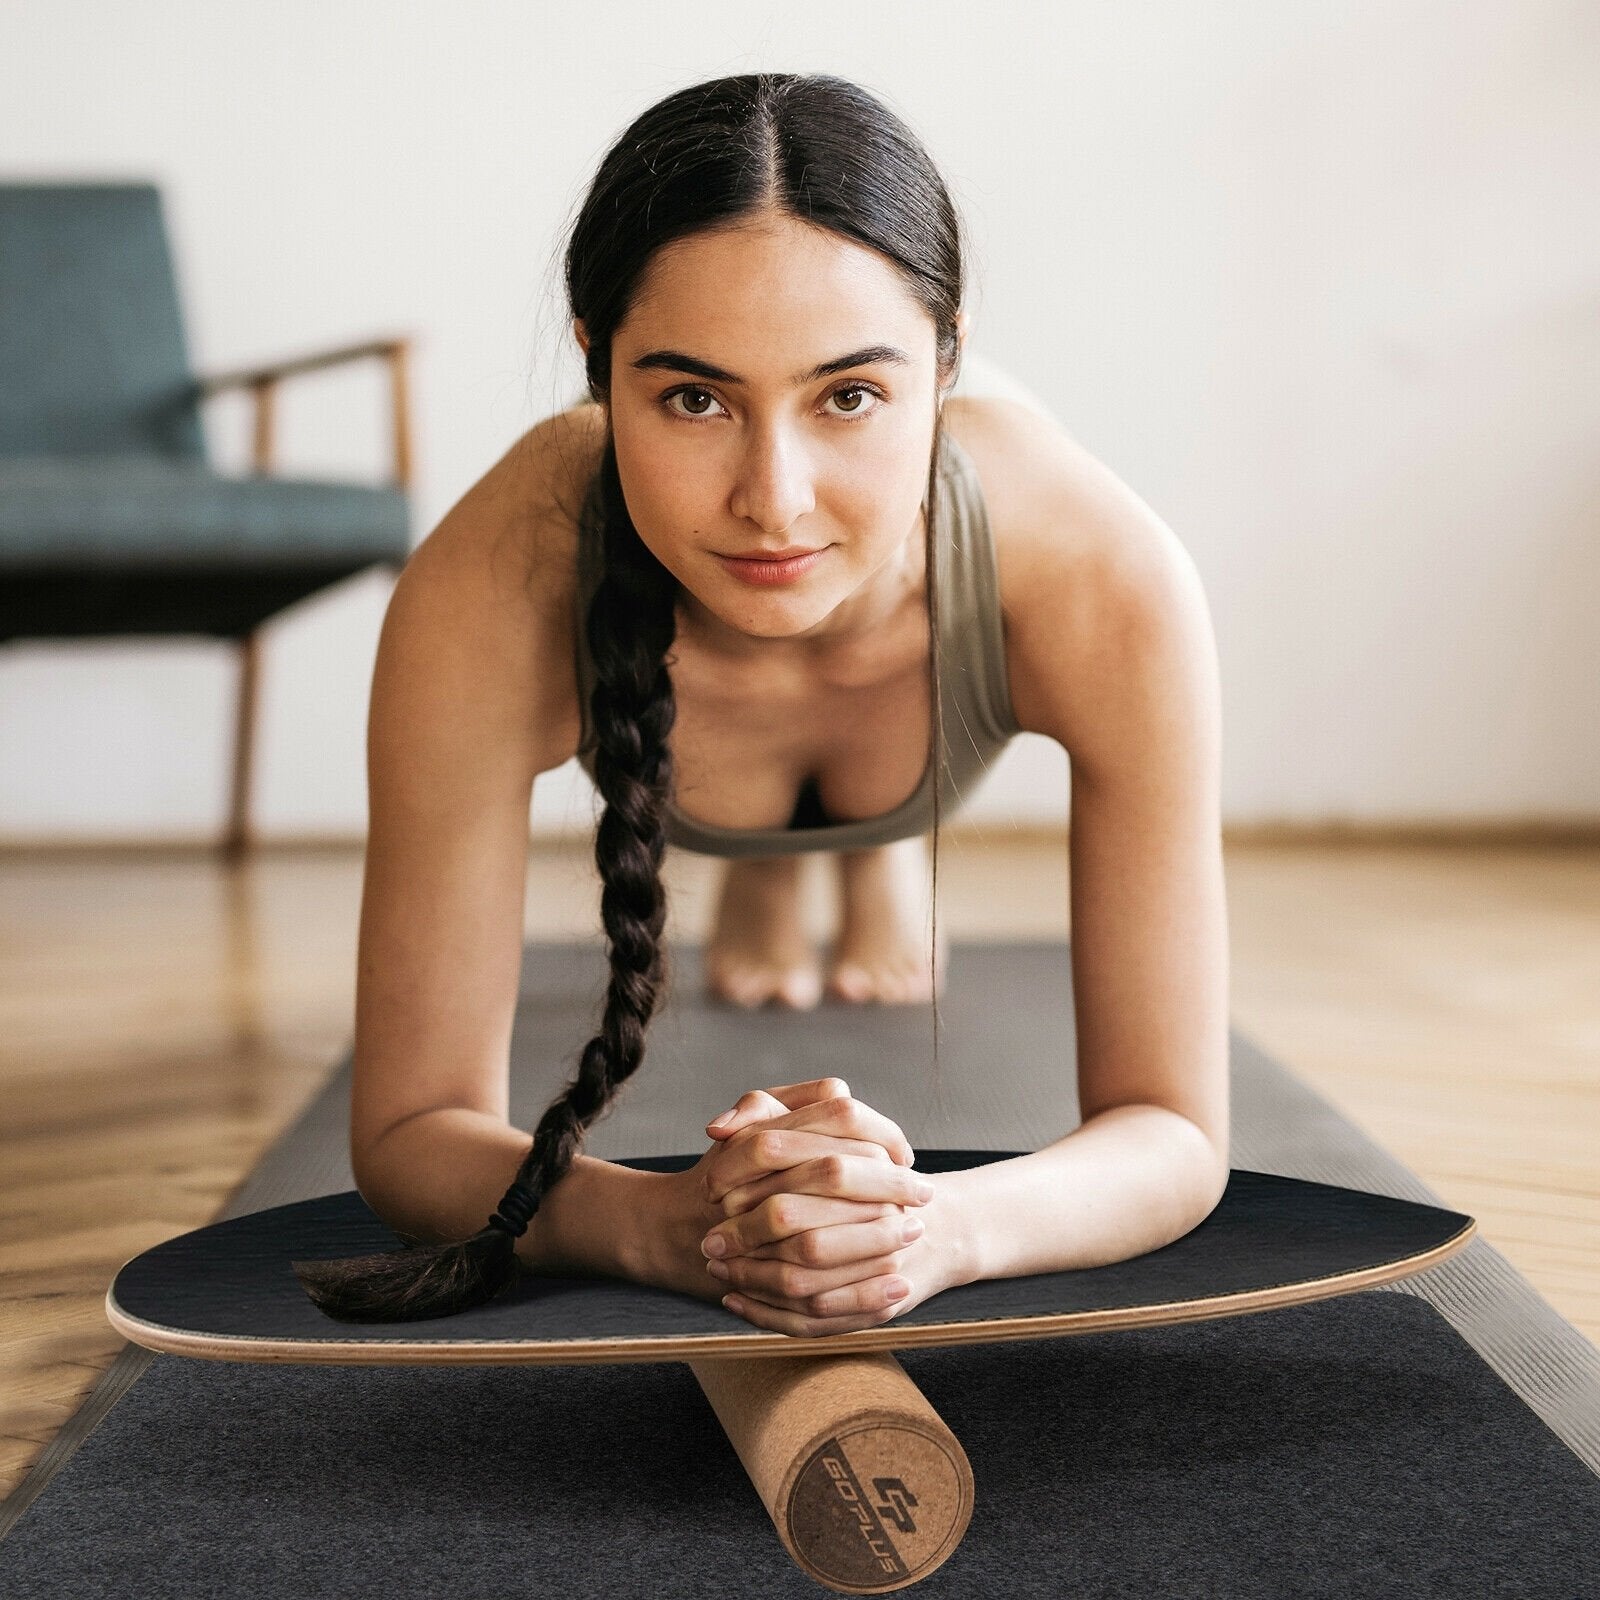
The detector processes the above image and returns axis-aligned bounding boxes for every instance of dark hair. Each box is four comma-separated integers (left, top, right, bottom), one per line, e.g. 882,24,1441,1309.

293,72,966,1321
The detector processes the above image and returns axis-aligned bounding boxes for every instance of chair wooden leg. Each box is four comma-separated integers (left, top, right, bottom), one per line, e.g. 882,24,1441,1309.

221,631,262,864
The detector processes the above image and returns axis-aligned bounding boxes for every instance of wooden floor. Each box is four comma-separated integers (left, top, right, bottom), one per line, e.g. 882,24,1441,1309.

2,835,1596,1501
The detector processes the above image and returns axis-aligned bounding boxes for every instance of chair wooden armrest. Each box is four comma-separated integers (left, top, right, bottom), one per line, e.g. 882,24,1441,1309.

192,335,415,487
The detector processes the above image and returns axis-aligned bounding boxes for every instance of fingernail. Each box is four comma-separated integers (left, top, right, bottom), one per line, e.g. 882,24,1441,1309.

707,1111,734,1130
885,1279,910,1300
702,1232,727,1258
707,1259,730,1280
914,1181,935,1202
902,1216,925,1242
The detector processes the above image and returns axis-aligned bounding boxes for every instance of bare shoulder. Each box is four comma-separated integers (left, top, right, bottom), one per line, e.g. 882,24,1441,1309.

941,393,1217,768
388,403,608,777
940,393,1196,632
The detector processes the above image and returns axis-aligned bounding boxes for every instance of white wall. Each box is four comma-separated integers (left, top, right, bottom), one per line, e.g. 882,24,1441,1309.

2,1,1595,843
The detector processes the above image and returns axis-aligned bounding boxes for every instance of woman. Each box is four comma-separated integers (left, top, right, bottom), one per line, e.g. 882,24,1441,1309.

295,72,1230,1338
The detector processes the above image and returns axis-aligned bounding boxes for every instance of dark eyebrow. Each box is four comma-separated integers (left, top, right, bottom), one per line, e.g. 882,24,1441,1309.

629,344,910,385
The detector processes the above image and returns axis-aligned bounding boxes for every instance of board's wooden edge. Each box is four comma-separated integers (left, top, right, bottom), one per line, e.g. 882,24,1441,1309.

104,1217,1475,1367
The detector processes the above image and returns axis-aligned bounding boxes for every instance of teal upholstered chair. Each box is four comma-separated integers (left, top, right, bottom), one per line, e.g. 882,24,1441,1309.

0,182,415,858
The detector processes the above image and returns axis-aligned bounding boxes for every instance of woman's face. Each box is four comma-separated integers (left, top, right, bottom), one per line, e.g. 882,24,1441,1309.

587,213,948,649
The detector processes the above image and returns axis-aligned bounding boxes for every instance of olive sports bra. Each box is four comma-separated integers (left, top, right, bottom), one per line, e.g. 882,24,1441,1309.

571,430,1022,857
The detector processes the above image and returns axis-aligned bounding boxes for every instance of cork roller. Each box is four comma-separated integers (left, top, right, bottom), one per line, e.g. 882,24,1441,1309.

688,1352,974,1594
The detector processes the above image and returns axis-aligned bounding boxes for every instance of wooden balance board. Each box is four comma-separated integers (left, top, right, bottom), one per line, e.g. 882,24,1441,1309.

106,1150,1475,1596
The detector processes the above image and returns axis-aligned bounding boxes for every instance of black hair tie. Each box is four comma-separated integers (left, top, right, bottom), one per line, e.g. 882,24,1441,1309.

487,1180,540,1240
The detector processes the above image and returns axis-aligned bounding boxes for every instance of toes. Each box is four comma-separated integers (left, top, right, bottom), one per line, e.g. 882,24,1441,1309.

826,956,948,1006
708,956,822,1010
826,961,877,1004
775,966,823,1010
706,960,762,1009
731,977,770,1009
878,967,918,1005
713,947,943,1010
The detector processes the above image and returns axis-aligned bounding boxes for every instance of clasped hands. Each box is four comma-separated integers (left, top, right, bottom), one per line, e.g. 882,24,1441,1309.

668,1075,966,1338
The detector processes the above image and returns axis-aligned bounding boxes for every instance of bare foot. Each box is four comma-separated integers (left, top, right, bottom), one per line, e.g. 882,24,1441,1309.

826,834,949,1004
704,855,824,1009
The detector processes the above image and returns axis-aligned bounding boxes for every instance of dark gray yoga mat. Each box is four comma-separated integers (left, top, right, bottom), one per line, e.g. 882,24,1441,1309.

3,940,1598,1598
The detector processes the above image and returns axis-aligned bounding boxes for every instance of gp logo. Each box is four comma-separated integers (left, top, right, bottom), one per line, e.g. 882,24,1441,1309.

870,1476,919,1533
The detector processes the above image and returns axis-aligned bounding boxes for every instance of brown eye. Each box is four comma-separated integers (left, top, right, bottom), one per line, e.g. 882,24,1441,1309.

826,384,881,419
662,385,724,421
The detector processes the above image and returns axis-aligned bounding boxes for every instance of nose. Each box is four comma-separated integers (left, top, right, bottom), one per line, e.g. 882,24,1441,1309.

727,424,816,535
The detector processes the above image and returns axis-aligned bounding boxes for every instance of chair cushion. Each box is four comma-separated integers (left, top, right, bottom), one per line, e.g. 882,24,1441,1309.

0,455,411,567
0,184,207,460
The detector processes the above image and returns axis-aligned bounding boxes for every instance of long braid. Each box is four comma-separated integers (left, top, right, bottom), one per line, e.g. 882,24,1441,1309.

292,439,677,1321
511,438,678,1208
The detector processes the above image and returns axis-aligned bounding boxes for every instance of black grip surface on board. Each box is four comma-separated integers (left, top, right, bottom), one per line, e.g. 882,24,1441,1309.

109,1156,1473,1348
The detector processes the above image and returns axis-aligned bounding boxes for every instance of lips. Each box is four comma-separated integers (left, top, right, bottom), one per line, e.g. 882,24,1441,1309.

724,547,823,560
714,546,829,585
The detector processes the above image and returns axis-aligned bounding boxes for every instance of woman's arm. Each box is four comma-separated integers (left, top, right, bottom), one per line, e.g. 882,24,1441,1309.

932,399,1232,1278
350,408,665,1276
358,1107,660,1281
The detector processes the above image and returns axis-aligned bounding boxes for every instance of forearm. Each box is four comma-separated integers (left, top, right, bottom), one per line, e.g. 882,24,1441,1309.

353,1106,657,1282
937,1103,1228,1283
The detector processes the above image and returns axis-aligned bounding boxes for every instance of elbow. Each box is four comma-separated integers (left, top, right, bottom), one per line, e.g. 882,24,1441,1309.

1169,1108,1230,1219
1167,1125,1228,1246
1198,1125,1231,1211
1199,1121,1230,1195
1111,1102,1230,1240
1172,1091,1231,1207
350,1125,395,1217
350,1128,429,1245
351,1154,443,1249
351,1146,403,1237
1195,1161,1229,1224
